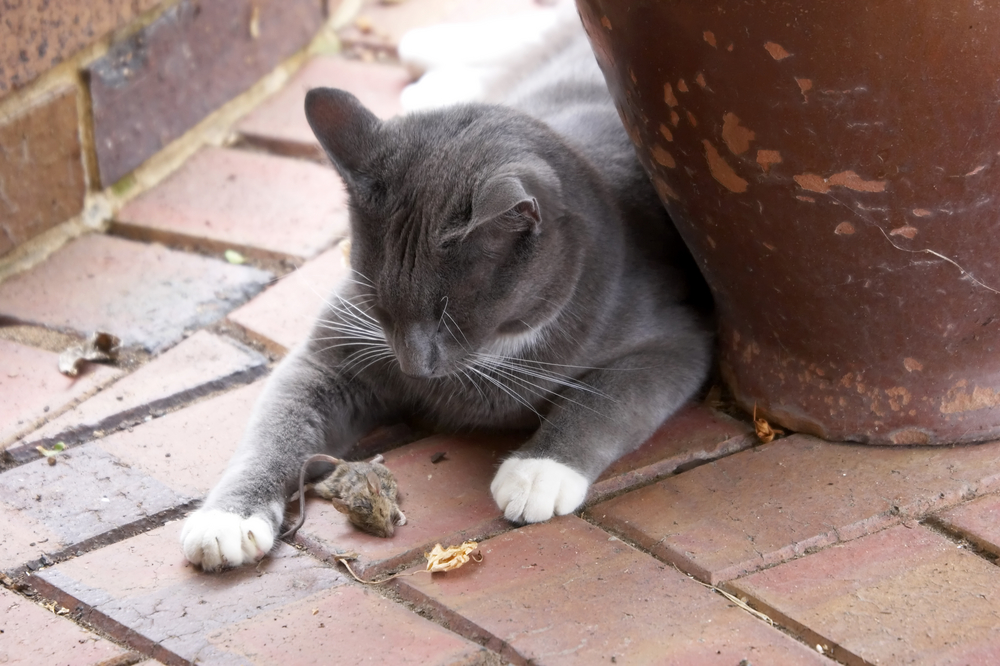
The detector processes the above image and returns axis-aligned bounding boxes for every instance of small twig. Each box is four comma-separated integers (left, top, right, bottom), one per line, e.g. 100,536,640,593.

673,565,774,625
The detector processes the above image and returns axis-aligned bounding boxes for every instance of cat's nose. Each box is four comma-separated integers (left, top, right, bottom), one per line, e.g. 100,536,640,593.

395,322,441,378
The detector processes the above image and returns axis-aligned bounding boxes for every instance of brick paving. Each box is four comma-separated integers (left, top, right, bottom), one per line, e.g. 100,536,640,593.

3,1,1000,664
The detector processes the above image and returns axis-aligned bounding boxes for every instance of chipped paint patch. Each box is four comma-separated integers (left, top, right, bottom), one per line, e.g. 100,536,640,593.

828,170,887,192
885,386,912,411
904,357,924,372
796,195,816,203
663,83,678,107
794,173,830,193
651,175,680,201
764,41,791,60
695,72,708,89
722,113,755,155
652,145,676,168
686,111,698,127
794,170,886,194
834,221,855,235
703,31,717,47
629,69,637,84
889,226,918,239
659,124,673,142
890,428,930,445
677,78,689,93
756,149,782,172
601,16,612,30
941,383,1000,414
763,242,776,251
727,43,734,52
796,78,812,102
703,140,748,193
912,208,932,217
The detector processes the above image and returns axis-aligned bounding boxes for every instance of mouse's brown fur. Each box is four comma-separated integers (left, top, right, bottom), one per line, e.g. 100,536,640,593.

281,454,406,540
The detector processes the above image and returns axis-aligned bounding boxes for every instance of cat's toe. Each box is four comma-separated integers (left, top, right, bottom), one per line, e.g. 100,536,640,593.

180,509,275,572
490,458,589,524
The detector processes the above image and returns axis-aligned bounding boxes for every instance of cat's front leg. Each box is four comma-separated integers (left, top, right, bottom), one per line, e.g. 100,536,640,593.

491,337,711,523
181,346,382,571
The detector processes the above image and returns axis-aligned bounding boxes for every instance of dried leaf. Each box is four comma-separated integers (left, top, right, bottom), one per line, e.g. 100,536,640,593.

58,332,120,377
753,404,783,444
224,249,247,265
425,541,480,573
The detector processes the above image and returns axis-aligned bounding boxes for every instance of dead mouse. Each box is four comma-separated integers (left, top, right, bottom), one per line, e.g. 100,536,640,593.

281,453,406,540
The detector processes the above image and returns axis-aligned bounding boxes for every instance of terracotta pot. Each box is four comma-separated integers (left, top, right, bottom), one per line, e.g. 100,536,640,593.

577,0,1000,444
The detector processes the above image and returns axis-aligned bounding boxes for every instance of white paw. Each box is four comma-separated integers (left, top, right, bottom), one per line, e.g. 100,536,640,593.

490,458,589,524
180,509,274,572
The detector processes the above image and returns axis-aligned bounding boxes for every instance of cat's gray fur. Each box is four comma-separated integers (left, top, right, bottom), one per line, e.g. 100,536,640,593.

181,19,712,571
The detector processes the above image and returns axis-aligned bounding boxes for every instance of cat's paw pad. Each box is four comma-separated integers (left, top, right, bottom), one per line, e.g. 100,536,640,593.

490,458,589,524
180,509,274,572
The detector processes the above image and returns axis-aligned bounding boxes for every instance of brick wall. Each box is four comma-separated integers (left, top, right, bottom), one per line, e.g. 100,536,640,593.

0,0,327,260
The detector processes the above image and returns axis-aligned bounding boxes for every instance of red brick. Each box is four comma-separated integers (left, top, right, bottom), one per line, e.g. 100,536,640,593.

96,381,266,499
88,0,324,185
32,520,349,665
11,331,266,456
0,0,159,94
0,587,131,664
0,234,271,352
589,434,1000,584
934,492,1000,557
294,432,522,576
0,339,122,448
731,525,1000,665
396,516,830,665
114,147,349,261
205,583,490,664
0,443,184,572
0,86,86,256
227,243,349,353
341,0,544,54
238,57,410,160
588,402,753,505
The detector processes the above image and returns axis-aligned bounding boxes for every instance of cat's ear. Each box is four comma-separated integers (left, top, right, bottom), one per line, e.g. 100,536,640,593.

470,158,563,234
304,88,380,185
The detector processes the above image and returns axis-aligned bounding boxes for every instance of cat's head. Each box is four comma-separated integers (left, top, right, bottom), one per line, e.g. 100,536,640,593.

305,88,581,379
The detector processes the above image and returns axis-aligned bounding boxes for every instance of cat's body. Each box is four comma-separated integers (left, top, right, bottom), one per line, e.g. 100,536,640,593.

181,18,712,571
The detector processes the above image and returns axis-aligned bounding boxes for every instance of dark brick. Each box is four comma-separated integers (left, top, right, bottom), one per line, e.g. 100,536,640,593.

732,525,1000,665
934,492,1000,557
0,234,271,352
589,433,1000,584
11,331,266,455
33,520,349,665
0,0,160,95
0,338,122,448
0,587,131,664
395,516,831,665
588,402,753,505
237,57,410,160
0,86,86,256
0,442,185,572
205,584,490,664
114,147,348,261
227,243,349,353
88,0,324,185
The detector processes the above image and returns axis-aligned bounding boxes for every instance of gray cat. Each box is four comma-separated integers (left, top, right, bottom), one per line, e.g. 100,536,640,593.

181,23,712,571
